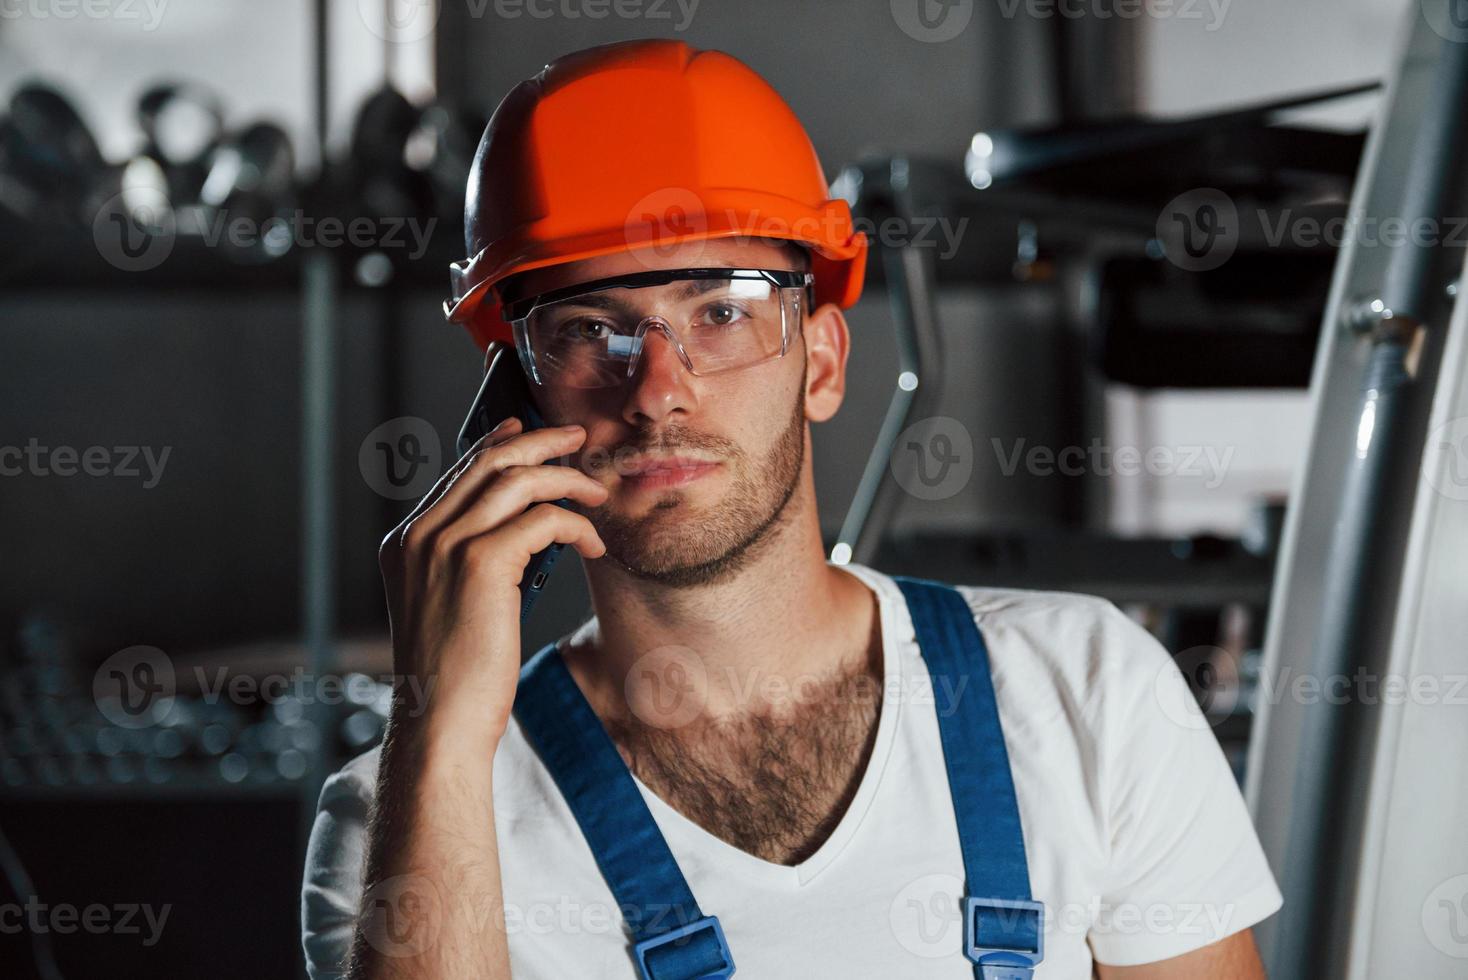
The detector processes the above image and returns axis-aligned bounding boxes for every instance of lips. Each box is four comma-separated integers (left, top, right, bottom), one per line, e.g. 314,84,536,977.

620,456,720,489
622,456,716,476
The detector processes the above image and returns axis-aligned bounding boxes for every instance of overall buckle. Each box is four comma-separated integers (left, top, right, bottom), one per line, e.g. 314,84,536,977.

632,914,735,980
964,897,1045,980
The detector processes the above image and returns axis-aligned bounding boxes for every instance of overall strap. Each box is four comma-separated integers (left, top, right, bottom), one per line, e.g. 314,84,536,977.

512,643,735,980
893,575,1045,980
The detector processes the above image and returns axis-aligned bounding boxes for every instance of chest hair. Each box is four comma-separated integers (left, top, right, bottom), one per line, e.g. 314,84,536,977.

603,662,885,866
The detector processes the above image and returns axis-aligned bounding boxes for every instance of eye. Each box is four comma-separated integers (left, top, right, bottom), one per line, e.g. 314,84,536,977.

559,318,613,341
701,303,748,327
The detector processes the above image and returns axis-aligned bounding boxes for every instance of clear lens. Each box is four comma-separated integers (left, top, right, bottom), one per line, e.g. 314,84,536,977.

524,277,795,389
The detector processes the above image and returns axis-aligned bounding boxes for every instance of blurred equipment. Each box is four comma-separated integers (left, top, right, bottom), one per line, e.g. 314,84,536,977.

1,74,476,288
1095,253,1330,388
414,98,483,205
1,83,110,229
345,85,434,221
829,82,1370,568
963,81,1373,188
199,120,298,264
136,81,225,207
0,615,392,795
0,14,474,980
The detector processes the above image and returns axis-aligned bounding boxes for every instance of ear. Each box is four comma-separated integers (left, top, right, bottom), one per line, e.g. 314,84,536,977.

802,301,850,424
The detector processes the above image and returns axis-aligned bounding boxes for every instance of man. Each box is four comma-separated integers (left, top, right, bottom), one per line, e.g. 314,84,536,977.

302,38,1281,979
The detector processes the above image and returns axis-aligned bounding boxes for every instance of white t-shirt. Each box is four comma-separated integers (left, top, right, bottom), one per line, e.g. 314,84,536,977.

301,561,1282,978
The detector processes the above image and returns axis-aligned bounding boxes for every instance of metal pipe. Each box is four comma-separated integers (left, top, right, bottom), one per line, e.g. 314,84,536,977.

831,160,946,566
1380,35,1468,325
1272,339,1414,980
299,0,339,848
1268,27,1468,980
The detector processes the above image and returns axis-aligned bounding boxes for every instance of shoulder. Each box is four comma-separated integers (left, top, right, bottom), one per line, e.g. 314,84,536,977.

876,575,1283,960
953,582,1165,682
880,572,1187,767
940,579,1171,726
303,745,381,883
302,746,383,977
326,743,382,800
963,582,1182,745
863,565,1150,682
851,564,1173,740
307,744,383,824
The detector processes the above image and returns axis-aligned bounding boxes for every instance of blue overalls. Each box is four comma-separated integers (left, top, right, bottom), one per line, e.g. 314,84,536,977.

512,575,1045,980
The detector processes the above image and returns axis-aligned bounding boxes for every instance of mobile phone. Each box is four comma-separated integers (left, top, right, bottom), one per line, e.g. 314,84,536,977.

457,342,568,623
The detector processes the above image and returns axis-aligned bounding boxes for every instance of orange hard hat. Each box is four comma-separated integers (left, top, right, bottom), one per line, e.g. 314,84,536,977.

443,38,868,351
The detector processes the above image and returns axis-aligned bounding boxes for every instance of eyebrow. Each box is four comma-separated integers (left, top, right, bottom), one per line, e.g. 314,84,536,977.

669,279,727,301
548,278,728,314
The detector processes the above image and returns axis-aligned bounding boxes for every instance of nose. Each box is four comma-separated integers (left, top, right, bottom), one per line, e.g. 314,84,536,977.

621,321,698,427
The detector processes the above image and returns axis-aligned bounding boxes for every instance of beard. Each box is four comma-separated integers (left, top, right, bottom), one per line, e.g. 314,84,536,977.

581,382,807,588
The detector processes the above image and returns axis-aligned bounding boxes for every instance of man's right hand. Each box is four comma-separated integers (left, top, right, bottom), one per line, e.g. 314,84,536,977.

346,414,606,980
376,415,608,744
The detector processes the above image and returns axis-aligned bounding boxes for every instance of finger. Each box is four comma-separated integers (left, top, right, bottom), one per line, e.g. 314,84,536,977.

510,502,607,562
480,414,524,447
393,415,526,533
463,503,607,586
405,425,590,543
432,465,609,553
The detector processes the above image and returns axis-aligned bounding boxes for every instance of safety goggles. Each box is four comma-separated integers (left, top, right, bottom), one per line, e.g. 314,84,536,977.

503,268,813,389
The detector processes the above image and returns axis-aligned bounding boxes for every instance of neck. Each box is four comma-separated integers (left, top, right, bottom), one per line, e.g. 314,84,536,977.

563,475,879,727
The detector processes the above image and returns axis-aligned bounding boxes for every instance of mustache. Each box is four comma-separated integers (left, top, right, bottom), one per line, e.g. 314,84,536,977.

579,425,736,476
